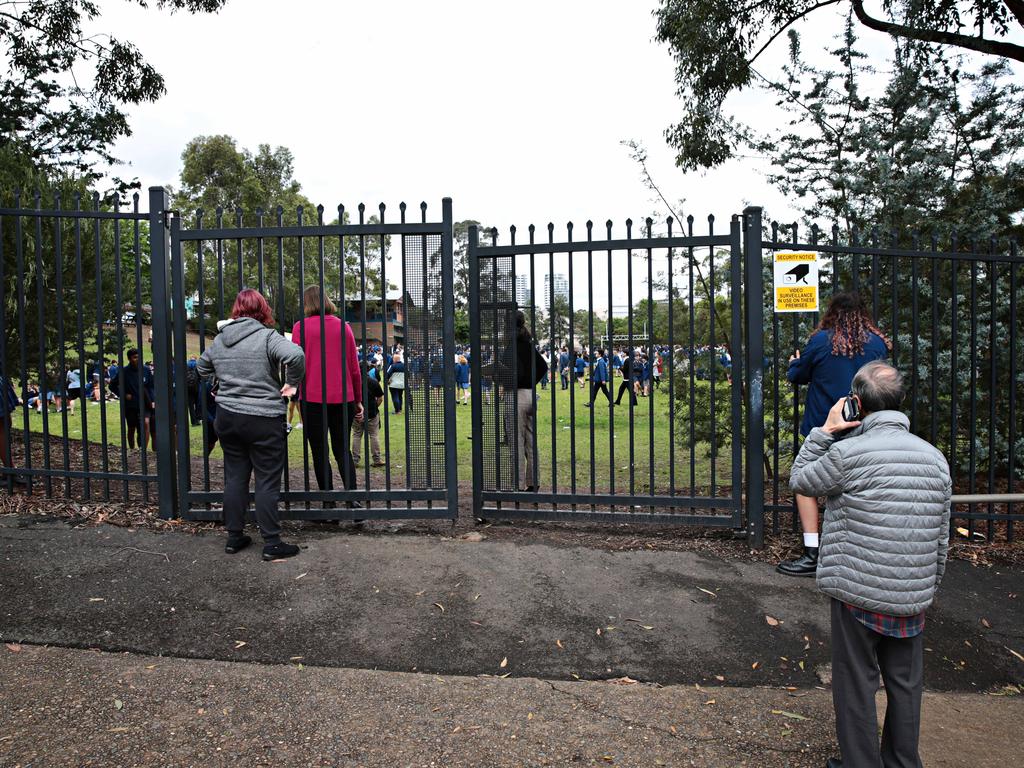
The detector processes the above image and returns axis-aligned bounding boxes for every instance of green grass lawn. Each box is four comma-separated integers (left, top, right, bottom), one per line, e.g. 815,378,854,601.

18,382,738,495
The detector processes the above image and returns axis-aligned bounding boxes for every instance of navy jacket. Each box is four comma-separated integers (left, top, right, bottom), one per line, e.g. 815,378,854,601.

787,330,888,436
592,357,609,384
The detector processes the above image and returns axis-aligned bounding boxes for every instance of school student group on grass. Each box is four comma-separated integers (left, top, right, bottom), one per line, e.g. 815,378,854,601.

0,283,951,767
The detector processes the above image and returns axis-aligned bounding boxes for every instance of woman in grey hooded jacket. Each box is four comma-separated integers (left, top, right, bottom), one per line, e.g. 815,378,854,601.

197,289,305,560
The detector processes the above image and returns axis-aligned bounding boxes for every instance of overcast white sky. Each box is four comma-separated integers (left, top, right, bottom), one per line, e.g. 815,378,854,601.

100,0,864,228
95,0,1020,312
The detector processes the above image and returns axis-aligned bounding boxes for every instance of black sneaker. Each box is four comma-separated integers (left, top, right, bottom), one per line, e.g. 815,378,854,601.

224,534,252,554
262,541,300,561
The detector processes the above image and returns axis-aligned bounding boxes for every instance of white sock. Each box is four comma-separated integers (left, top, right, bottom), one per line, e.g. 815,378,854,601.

803,532,820,548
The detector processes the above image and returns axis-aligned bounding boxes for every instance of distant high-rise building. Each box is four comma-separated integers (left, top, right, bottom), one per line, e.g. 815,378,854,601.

544,273,569,307
515,274,532,306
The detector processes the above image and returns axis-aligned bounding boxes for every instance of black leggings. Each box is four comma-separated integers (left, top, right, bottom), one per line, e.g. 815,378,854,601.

301,401,357,491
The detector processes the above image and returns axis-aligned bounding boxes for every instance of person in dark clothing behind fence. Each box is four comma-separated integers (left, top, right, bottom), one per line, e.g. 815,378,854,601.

503,311,547,491
352,361,385,468
110,348,153,450
0,375,25,488
197,289,305,561
584,348,612,407
614,350,637,406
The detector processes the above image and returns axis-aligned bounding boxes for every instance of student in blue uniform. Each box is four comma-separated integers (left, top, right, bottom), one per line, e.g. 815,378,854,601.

584,348,612,407
777,291,890,577
573,352,587,390
455,355,470,405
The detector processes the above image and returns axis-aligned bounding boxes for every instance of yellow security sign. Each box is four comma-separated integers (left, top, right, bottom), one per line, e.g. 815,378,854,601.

774,251,819,313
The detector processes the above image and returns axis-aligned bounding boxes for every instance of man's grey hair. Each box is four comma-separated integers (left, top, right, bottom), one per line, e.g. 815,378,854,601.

852,361,905,414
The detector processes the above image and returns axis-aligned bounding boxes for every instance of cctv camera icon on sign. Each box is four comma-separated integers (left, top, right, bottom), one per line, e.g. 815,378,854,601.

784,264,811,284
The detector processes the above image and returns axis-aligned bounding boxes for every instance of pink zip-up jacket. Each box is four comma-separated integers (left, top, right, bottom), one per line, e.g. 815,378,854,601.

292,314,362,404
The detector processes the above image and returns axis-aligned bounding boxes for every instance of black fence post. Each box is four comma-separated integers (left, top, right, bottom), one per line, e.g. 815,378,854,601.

467,224,484,521
441,198,459,520
743,206,765,548
148,187,177,519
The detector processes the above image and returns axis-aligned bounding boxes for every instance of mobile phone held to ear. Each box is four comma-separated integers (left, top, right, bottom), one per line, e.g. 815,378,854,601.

842,393,861,422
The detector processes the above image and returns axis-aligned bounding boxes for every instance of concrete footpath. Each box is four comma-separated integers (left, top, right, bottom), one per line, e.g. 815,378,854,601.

0,514,1022,766
2,645,1020,768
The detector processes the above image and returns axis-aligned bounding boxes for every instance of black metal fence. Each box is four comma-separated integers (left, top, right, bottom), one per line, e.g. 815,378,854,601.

467,215,746,527
164,193,458,521
760,218,1023,542
1,188,1020,544
0,188,162,503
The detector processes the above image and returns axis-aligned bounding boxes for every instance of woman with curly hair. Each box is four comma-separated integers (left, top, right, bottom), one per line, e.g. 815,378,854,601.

777,291,891,577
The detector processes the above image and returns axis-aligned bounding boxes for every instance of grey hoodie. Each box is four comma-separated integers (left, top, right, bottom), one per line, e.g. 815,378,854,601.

197,318,305,417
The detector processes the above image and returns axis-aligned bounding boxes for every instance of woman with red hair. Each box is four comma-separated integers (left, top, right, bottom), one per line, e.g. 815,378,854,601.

778,291,890,577
197,289,306,561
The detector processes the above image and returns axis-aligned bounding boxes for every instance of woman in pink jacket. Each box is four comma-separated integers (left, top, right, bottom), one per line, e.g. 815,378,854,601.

292,286,363,496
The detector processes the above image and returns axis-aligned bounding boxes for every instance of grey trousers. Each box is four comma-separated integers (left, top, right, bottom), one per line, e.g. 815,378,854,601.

830,598,924,768
351,413,381,464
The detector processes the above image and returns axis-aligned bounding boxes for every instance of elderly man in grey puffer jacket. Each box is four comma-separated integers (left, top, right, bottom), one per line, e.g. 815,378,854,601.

789,361,951,768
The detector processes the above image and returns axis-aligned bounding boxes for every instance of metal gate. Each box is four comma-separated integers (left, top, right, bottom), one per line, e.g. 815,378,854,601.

161,192,458,521
467,213,750,530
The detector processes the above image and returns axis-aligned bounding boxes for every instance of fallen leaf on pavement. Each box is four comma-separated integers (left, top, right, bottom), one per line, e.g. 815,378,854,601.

981,618,991,629
607,676,638,686
625,619,654,630
714,675,725,682
751,661,760,670
5,643,21,653
289,656,304,661
556,639,564,649
145,664,157,670
433,603,445,613
114,699,124,711
771,710,809,721
705,699,716,705
500,657,508,668
88,597,105,602
415,590,426,597
295,572,307,580
234,640,247,649
698,588,717,597
1007,647,1024,663
765,615,780,626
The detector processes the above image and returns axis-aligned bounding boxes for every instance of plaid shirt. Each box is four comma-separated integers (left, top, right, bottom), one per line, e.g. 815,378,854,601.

845,602,925,638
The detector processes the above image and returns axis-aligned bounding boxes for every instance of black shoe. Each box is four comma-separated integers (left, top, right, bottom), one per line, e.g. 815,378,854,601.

225,534,252,554
583,402,592,408
826,759,842,768
262,541,300,561
776,546,819,577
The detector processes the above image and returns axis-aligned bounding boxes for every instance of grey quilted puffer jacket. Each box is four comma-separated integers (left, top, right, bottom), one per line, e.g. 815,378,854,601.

790,411,952,616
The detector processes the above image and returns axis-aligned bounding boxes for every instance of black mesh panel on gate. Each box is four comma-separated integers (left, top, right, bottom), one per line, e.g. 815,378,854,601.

479,254,516,491
403,233,446,489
